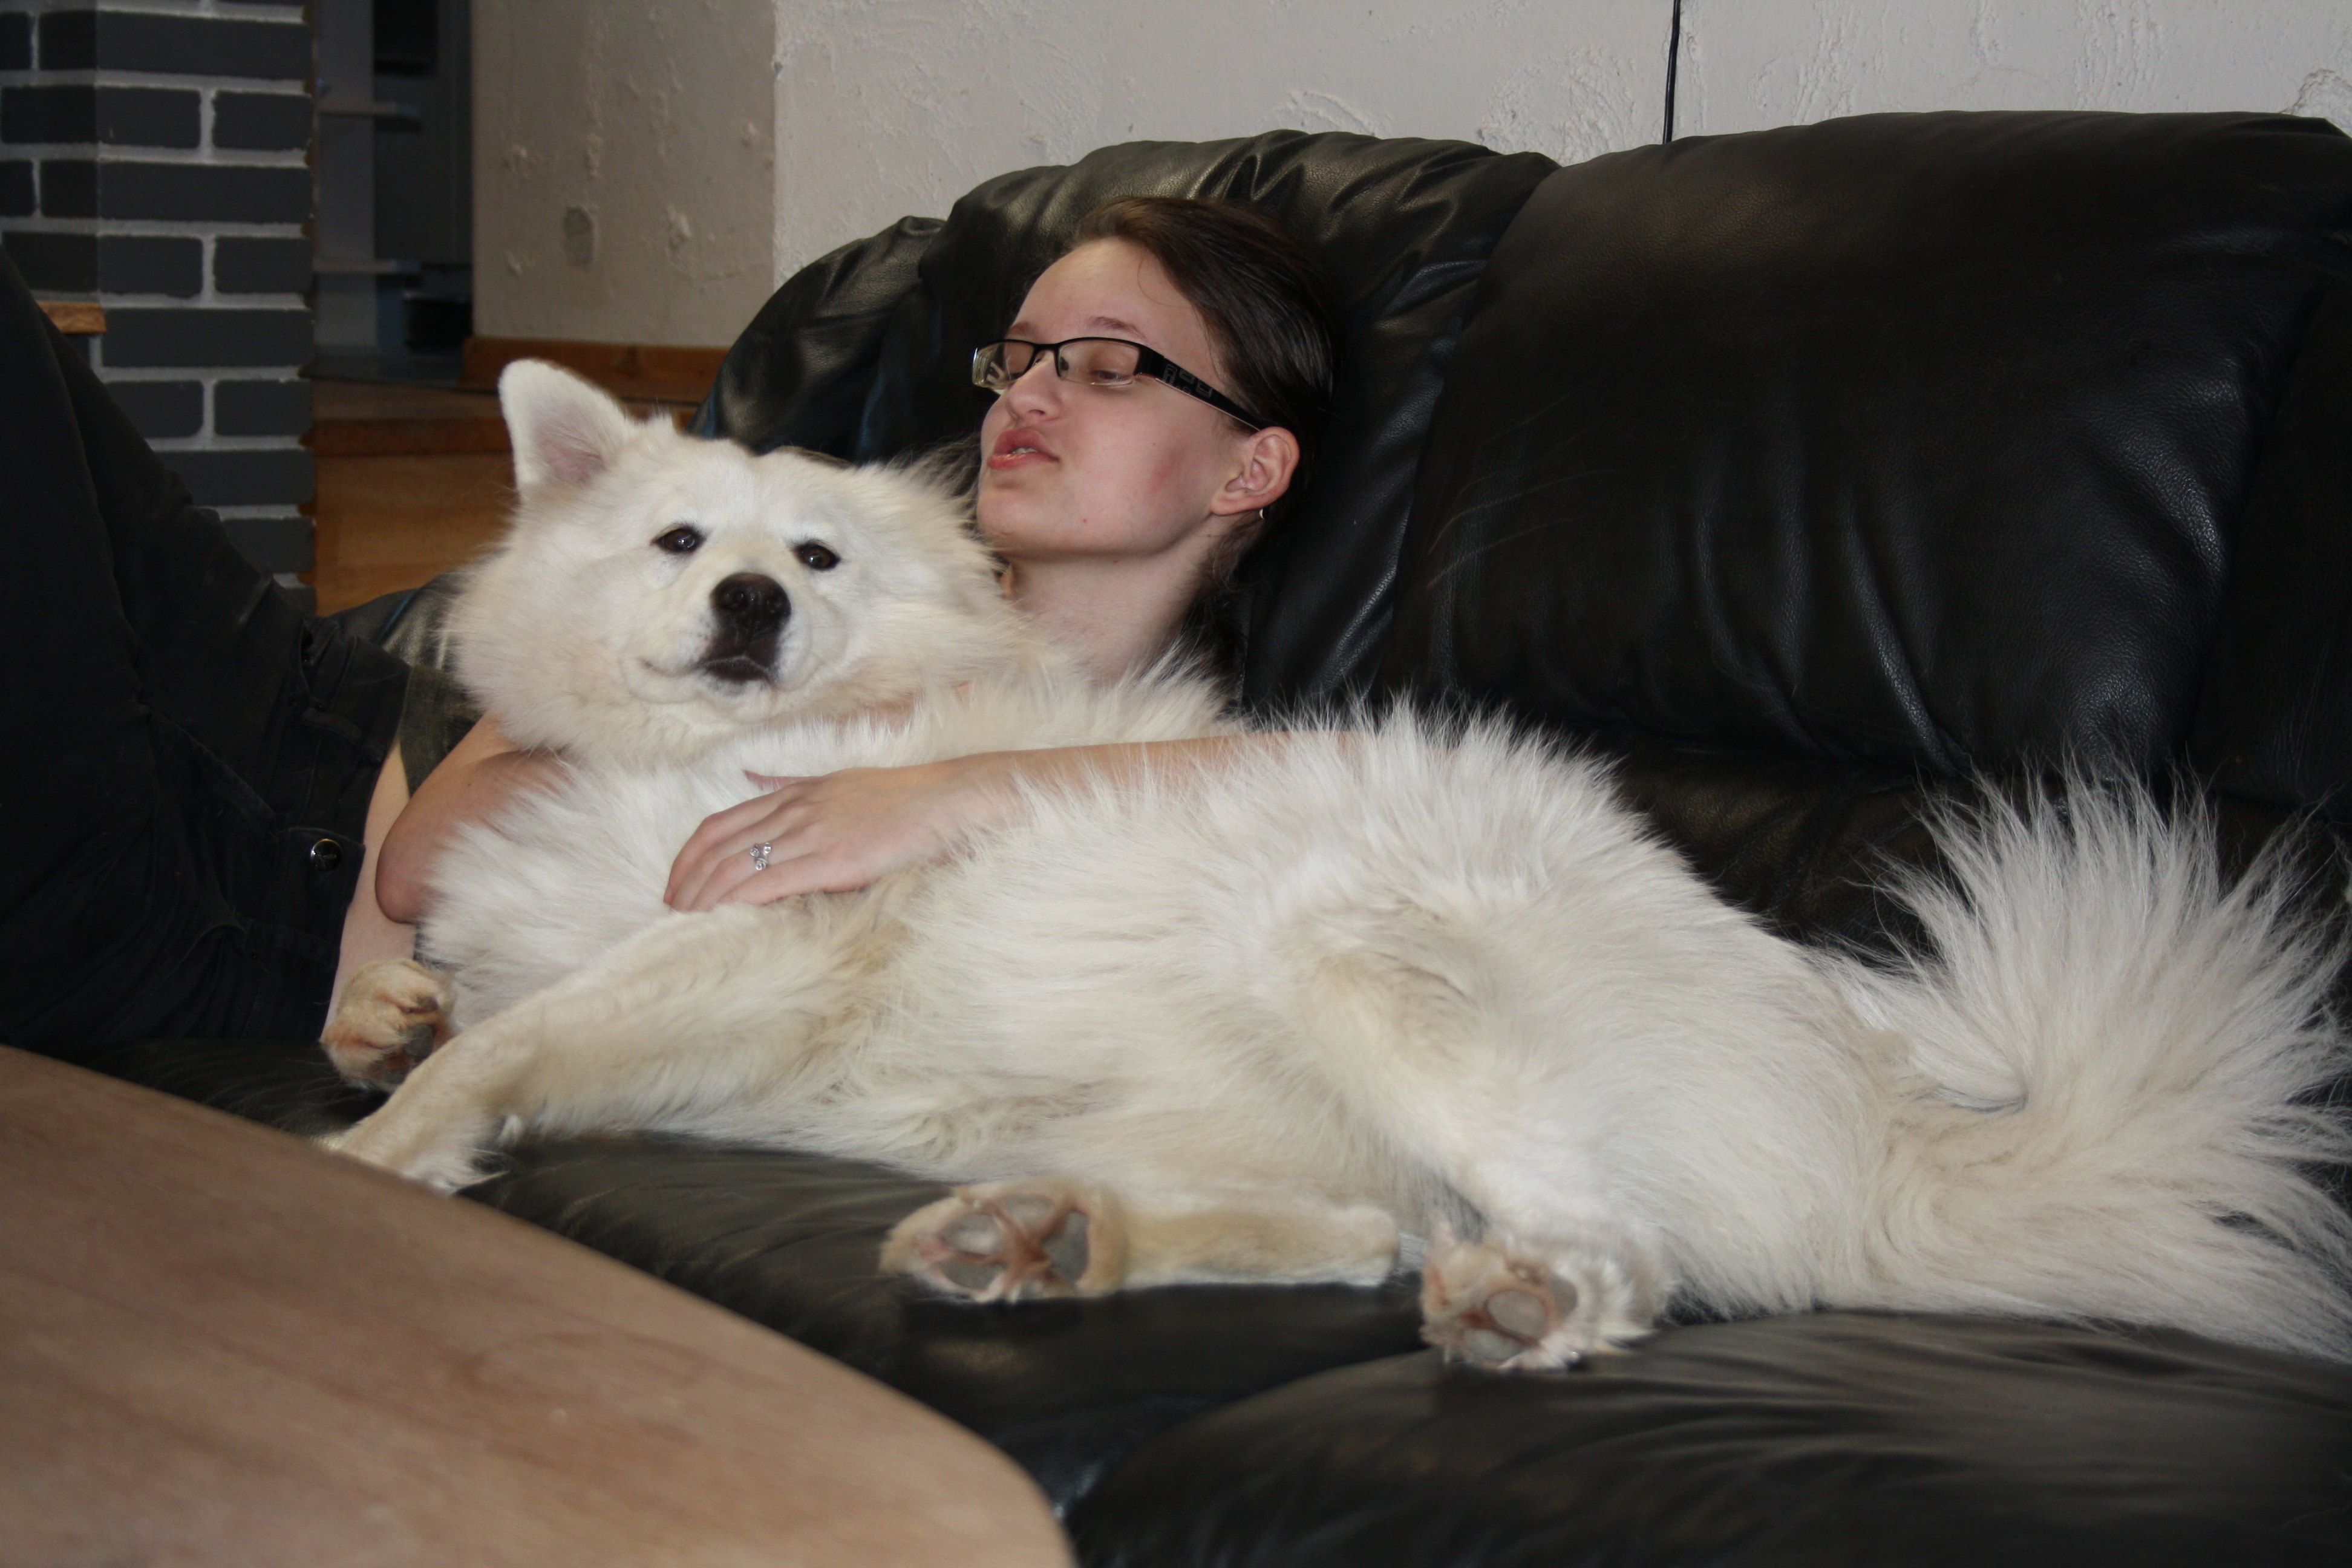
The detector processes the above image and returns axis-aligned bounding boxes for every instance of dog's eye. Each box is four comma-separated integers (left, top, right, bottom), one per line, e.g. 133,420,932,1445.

796,541,841,572
655,525,703,555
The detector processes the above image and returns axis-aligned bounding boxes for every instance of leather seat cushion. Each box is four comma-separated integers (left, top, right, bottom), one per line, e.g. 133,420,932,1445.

1068,1310,2352,1568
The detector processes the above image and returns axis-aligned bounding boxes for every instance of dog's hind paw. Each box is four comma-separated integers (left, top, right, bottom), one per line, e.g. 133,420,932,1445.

322,958,452,1088
1419,1230,1658,1373
881,1179,1123,1302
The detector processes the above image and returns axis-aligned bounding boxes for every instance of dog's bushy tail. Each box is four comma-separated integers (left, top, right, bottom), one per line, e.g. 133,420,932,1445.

1828,784,2352,1359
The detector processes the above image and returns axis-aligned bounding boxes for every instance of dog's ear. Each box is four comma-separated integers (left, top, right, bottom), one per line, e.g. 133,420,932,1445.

500,359,634,493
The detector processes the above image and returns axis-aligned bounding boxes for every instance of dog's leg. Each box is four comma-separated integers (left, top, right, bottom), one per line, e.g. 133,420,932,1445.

326,903,862,1190
1417,1217,1669,1372
881,1178,1400,1302
320,956,452,1087
1294,935,1679,1369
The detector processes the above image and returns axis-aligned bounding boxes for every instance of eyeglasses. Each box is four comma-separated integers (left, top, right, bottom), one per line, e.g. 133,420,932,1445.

972,337,1261,428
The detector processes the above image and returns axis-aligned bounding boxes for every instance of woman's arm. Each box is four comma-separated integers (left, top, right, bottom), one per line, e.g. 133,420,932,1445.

664,735,1271,912
374,715,568,924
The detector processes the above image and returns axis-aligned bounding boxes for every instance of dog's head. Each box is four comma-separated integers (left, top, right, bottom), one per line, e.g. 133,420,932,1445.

449,360,1038,766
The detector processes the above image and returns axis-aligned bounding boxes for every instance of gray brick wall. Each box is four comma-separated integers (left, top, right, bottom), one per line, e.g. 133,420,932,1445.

0,0,315,601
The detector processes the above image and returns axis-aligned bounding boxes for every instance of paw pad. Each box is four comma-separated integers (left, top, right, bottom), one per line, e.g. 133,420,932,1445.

1420,1238,1605,1373
905,1189,1093,1302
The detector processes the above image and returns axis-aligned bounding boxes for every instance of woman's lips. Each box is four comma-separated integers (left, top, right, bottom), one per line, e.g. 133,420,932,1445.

987,426,1056,469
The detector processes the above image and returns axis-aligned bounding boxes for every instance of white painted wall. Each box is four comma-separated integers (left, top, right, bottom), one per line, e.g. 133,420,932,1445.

469,1,2350,345
771,0,1676,281
1678,1,2352,137
473,0,776,345
774,0,2349,284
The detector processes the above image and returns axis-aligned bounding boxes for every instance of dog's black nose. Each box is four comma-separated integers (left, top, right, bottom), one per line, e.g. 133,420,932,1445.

711,572,789,635
700,573,792,684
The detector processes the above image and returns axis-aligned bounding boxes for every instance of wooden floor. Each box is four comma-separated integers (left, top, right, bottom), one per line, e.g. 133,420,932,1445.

307,381,515,613
305,379,691,613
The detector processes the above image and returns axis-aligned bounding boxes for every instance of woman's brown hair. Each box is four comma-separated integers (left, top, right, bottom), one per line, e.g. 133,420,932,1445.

1061,197,1338,682
1070,195,1337,527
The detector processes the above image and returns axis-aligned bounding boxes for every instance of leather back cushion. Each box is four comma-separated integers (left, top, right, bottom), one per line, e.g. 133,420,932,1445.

696,129,1557,710
1381,111,2352,783
2190,278,2352,814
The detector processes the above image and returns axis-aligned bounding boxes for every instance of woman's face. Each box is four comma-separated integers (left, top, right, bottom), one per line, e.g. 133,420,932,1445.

976,239,1263,567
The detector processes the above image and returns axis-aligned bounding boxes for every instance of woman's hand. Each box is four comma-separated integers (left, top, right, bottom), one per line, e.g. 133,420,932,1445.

664,756,1019,911
664,734,1264,910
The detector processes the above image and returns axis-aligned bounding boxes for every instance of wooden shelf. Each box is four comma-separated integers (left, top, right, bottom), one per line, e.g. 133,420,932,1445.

39,300,106,336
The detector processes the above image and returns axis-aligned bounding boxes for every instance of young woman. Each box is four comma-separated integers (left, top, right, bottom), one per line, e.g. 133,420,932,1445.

365,197,1338,957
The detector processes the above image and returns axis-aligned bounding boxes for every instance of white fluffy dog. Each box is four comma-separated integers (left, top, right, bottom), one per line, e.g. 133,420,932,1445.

325,360,2352,1370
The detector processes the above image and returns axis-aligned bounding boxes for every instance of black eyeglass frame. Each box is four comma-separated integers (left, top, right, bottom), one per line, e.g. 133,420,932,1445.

972,337,1263,429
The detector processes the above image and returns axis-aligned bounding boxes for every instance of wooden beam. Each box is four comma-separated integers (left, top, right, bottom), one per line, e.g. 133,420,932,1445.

460,335,728,406
308,413,514,458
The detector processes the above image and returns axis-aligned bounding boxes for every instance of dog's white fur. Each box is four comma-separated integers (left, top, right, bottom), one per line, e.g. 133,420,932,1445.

327,360,2352,1368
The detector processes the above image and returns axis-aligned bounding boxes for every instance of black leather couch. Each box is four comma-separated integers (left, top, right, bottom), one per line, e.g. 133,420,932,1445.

86,113,2352,1564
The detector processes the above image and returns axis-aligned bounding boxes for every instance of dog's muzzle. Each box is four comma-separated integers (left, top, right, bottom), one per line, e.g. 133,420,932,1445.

699,572,790,684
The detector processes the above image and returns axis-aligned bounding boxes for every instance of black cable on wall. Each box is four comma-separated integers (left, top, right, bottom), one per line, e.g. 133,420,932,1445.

1663,0,1684,143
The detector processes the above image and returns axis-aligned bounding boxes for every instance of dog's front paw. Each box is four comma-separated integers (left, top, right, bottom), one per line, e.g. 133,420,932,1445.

1419,1229,1659,1373
881,1179,1125,1302
322,958,452,1087
322,1109,498,1194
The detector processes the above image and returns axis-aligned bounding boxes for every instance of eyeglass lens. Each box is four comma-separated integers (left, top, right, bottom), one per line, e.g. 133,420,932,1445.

978,338,1145,390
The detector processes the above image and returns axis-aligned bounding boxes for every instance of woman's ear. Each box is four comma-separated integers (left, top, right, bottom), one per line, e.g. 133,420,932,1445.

1211,425,1302,517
